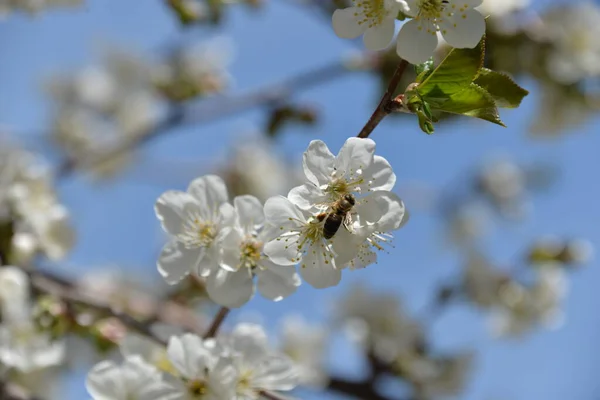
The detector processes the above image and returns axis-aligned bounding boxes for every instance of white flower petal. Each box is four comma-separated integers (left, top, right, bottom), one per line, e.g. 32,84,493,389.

86,360,125,400
252,354,299,391
335,138,375,176
302,140,335,187
396,19,439,64
361,155,396,192
167,334,213,380
256,262,301,301
234,195,265,232
332,7,367,39
357,191,407,231
157,241,204,284
219,228,244,272
363,17,396,50
187,175,229,217
300,244,341,289
264,196,306,227
288,184,328,210
154,191,198,236
440,9,485,48
206,268,254,308
263,235,302,266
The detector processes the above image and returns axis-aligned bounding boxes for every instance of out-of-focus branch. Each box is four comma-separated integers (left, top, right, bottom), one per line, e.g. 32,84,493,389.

327,376,397,400
57,58,361,179
0,381,42,400
29,269,169,346
357,59,408,139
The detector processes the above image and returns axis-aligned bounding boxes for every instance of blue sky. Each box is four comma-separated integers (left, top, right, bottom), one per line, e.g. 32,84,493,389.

1,1,600,399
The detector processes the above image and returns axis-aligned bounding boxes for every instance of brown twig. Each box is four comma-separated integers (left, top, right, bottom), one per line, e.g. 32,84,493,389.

203,306,230,339
29,270,169,346
327,376,395,400
357,59,409,139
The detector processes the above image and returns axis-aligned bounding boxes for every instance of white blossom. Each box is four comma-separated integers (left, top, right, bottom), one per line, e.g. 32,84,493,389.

0,267,65,373
262,195,347,288
332,0,409,50
0,144,73,264
278,316,328,387
288,138,396,210
334,190,408,269
337,286,424,363
155,175,234,284
218,323,298,398
539,3,600,84
397,0,486,64
166,334,238,399
278,138,406,275
86,356,178,400
491,266,568,337
206,195,301,308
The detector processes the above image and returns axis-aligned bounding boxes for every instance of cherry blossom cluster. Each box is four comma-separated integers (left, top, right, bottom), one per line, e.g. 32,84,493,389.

86,323,297,400
0,266,65,373
332,0,486,64
155,137,407,307
0,142,74,265
47,39,232,177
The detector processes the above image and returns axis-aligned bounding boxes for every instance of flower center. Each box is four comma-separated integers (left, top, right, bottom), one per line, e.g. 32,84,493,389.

178,215,217,249
417,0,446,18
240,238,263,270
187,379,208,398
353,0,389,26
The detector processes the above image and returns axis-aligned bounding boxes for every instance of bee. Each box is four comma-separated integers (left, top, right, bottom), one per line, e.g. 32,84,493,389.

317,194,356,239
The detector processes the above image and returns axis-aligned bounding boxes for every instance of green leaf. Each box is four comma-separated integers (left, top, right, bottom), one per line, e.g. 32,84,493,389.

437,83,505,126
418,37,485,99
415,58,435,83
474,68,529,108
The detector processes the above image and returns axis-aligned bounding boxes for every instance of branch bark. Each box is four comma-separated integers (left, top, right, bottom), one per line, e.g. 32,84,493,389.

203,306,230,339
357,59,409,139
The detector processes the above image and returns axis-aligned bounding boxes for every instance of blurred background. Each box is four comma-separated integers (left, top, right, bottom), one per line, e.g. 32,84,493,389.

1,0,600,399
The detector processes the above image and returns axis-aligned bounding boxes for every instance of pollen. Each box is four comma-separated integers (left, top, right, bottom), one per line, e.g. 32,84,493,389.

178,214,217,248
187,379,208,398
353,0,388,26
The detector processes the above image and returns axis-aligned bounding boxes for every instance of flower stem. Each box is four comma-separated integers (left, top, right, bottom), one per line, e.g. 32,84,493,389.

203,306,230,339
357,59,409,139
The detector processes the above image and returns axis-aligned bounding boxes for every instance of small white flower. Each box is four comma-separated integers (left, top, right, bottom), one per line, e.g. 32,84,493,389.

279,316,328,388
332,0,408,50
491,266,567,337
155,175,235,284
284,138,406,272
166,334,238,399
0,267,65,373
206,195,301,308
397,0,486,64
263,196,346,288
288,138,396,210
120,330,179,375
219,323,298,398
86,356,178,400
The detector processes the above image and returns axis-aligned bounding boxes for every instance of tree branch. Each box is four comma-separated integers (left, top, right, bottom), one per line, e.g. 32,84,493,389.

327,376,395,400
357,59,408,139
57,58,360,179
203,306,230,339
